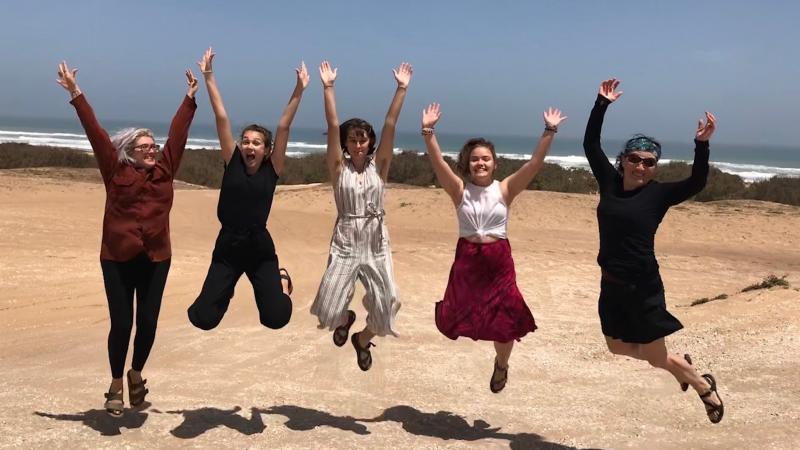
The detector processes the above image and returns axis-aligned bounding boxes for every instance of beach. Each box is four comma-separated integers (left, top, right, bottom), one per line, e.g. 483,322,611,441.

1,167,799,449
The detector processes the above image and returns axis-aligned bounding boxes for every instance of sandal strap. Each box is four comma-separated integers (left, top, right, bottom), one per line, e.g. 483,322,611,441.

104,391,123,401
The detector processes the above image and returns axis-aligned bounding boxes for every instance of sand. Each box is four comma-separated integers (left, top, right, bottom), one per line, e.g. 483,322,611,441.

1,167,798,449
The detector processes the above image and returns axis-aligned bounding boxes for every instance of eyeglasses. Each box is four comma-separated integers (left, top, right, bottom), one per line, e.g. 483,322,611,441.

625,154,657,168
132,143,161,152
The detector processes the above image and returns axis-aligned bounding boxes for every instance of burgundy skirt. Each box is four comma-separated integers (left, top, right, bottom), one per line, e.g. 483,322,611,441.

435,238,537,342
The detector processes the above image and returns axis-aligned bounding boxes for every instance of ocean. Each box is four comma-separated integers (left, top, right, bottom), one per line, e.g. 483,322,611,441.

1,116,798,183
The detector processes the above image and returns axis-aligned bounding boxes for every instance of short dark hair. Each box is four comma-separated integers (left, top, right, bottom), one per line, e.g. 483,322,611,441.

339,118,376,155
456,137,497,178
240,124,273,149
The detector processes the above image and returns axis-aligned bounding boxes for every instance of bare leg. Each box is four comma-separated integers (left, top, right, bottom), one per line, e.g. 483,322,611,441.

494,340,514,368
357,326,376,348
605,335,644,359
491,340,514,389
108,378,123,393
128,369,143,385
638,339,721,408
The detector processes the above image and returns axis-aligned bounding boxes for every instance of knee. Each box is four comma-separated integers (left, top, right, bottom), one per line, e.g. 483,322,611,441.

187,304,221,331
259,294,292,330
606,342,626,356
109,317,133,337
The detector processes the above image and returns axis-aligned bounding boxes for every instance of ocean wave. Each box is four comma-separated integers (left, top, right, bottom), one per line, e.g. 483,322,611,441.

4,129,798,183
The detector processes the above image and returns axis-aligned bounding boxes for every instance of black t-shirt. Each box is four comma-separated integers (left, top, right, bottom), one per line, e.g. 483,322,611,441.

217,147,278,230
583,95,710,281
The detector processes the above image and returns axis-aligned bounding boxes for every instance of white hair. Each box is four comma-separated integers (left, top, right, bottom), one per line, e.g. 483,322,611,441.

110,127,154,165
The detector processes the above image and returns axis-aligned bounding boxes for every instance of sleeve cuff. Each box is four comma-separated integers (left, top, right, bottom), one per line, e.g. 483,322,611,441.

183,95,198,109
594,94,610,108
69,93,86,106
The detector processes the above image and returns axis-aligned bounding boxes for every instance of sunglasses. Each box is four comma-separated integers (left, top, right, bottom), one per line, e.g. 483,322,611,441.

625,154,657,168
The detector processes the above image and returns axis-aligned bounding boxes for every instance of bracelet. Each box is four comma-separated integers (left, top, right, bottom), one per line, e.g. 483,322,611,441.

69,89,82,99
421,127,434,136
544,124,558,133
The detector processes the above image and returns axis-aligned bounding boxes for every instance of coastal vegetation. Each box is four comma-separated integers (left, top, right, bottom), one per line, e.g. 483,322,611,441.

1,143,798,206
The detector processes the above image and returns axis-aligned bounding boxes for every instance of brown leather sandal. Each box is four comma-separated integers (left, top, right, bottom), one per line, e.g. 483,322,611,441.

490,359,509,393
104,390,124,417
699,373,724,424
333,310,356,347
127,370,149,407
351,332,375,371
279,268,294,296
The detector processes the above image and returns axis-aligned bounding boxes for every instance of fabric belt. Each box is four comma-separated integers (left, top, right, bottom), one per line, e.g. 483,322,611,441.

338,202,386,251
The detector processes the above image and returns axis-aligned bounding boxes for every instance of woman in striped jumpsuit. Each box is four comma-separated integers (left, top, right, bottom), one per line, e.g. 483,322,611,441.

310,60,412,371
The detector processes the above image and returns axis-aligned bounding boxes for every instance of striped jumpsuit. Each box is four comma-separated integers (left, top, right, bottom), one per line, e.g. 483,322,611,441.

311,157,400,337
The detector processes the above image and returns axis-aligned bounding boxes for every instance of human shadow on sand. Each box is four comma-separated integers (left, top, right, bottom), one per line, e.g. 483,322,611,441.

159,406,265,439
359,405,604,450
266,404,602,449
34,405,149,437
259,405,370,435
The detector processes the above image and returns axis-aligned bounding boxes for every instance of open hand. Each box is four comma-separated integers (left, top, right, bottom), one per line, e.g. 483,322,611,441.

198,47,215,74
56,61,79,93
599,78,623,102
295,61,310,90
695,111,717,142
185,69,198,97
422,103,441,129
319,60,337,87
543,107,567,128
393,62,413,89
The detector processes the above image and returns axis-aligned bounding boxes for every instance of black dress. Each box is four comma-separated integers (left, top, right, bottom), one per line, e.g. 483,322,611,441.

583,95,709,343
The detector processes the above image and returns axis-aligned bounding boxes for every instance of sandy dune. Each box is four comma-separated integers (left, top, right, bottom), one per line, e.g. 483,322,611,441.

1,168,798,449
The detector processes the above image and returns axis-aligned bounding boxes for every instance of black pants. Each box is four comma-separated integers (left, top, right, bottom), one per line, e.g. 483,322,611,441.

188,228,292,330
100,253,171,379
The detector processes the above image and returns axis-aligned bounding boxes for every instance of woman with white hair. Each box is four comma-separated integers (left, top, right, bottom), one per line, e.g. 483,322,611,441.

56,61,197,417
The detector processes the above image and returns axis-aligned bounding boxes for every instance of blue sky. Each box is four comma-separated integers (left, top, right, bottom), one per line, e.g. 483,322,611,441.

1,0,798,146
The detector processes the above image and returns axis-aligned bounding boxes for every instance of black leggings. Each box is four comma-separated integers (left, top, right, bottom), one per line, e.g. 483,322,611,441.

188,228,292,330
100,253,171,379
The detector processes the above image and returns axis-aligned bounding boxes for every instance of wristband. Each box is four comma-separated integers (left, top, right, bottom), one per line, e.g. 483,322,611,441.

421,127,434,136
544,124,558,133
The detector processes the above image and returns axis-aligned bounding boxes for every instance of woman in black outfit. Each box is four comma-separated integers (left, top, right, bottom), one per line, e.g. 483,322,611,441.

187,48,307,330
583,78,724,424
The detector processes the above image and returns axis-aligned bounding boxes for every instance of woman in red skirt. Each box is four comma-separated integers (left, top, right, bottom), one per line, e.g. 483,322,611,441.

421,102,566,392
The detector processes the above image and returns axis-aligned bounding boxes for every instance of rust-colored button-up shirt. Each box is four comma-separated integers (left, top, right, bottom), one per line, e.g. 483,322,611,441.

71,94,197,262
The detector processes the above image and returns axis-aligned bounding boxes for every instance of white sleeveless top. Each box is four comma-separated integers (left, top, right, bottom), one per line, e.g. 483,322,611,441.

457,180,508,239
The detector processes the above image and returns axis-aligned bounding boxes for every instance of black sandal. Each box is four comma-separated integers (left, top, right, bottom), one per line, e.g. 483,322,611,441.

490,359,509,393
680,353,693,392
279,268,294,296
104,390,124,417
699,373,724,424
333,310,356,347
351,332,375,371
127,370,149,407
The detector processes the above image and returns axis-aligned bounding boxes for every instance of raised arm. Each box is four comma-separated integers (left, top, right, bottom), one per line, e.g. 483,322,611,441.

374,62,413,180
583,78,623,186
271,61,309,177
159,69,199,174
662,112,716,205
198,47,236,164
501,108,567,205
57,61,116,182
320,60,343,181
422,103,463,206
